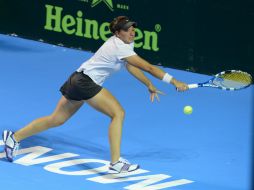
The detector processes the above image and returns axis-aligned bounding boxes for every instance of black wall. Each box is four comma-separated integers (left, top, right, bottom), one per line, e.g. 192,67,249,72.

0,0,253,76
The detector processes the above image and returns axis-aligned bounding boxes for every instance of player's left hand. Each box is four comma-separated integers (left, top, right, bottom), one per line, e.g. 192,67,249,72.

148,84,165,102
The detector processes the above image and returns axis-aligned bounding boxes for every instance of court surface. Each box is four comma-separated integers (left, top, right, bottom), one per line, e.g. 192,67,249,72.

0,34,253,190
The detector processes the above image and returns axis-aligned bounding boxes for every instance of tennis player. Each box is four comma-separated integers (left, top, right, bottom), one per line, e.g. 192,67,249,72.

2,16,188,173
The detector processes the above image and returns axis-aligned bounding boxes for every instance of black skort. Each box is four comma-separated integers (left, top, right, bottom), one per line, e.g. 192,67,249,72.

60,71,102,101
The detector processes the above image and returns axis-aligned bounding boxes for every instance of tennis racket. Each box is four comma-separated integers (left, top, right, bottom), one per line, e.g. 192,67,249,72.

188,70,252,91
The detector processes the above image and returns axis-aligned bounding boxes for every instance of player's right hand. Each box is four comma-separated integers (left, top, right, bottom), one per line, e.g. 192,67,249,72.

171,79,189,92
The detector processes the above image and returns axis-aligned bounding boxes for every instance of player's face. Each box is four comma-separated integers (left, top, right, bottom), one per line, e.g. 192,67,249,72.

117,26,135,44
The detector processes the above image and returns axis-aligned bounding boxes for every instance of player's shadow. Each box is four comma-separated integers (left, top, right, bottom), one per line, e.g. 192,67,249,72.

125,147,199,162
21,133,109,159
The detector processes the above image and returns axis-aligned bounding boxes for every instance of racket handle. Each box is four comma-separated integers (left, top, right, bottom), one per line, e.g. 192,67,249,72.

188,84,199,89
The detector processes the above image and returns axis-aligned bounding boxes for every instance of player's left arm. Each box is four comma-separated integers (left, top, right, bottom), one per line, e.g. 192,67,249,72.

125,63,152,87
125,63,164,102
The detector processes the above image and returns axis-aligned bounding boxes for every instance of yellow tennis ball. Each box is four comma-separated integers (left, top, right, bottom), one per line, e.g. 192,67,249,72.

184,106,193,115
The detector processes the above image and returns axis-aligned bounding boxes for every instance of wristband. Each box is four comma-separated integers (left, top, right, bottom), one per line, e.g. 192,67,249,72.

162,73,173,83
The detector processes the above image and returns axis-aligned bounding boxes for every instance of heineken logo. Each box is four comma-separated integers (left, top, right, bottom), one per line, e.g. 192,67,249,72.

44,4,160,52
91,0,114,11
79,0,129,11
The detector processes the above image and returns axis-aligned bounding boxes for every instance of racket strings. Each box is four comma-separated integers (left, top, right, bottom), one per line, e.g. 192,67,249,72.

214,71,252,89
221,72,252,84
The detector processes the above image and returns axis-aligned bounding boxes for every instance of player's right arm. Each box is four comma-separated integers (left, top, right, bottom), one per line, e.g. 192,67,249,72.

124,55,188,91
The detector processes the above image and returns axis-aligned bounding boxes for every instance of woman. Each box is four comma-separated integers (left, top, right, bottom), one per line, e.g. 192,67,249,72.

2,16,188,173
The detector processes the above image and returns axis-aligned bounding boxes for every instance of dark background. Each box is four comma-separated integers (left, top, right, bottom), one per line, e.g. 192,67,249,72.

0,0,253,76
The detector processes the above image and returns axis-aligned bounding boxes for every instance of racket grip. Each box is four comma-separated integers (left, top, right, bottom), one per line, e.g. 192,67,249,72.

188,84,199,89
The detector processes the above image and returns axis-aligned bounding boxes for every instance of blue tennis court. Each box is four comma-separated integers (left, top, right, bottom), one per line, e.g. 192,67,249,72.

0,34,253,190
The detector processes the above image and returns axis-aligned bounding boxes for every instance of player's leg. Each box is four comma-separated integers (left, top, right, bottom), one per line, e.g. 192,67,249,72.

86,88,139,173
2,96,84,162
86,88,124,163
14,96,84,141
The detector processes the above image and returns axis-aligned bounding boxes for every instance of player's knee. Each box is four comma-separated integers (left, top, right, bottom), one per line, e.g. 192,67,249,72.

49,115,67,127
112,108,125,120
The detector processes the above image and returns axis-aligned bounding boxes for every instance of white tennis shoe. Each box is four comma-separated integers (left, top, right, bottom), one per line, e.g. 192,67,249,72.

2,130,20,162
108,157,139,174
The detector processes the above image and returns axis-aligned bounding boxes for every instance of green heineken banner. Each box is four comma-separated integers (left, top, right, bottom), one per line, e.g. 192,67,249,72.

0,0,253,77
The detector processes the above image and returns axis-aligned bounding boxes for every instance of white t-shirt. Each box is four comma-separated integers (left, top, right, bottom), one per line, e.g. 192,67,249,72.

77,35,136,86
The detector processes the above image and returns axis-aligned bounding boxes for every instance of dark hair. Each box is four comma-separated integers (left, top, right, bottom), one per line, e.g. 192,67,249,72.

109,16,137,34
